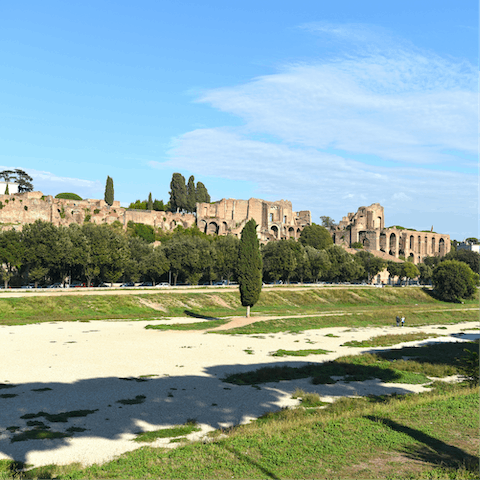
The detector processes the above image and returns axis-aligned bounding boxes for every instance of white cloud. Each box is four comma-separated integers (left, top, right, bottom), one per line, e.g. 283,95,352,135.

162,23,478,237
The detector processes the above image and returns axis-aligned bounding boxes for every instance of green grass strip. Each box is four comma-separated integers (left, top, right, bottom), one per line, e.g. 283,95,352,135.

145,318,229,330
134,421,200,443
342,332,441,347
270,348,331,357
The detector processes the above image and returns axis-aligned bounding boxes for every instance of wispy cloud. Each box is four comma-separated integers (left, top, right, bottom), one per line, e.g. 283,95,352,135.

0,166,104,198
162,23,477,236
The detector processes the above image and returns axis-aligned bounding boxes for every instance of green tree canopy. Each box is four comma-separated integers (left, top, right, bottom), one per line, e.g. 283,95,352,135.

432,260,479,302
299,224,333,250
0,229,24,288
147,192,153,211
0,169,34,192
195,181,210,204
237,219,263,317
186,175,196,213
104,176,114,206
443,249,479,274
169,173,187,212
55,193,83,200
320,216,336,229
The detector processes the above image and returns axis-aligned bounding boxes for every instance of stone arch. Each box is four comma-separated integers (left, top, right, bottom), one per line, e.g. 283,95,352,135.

270,225,279,238
418,235,421,254
379,233,386,252
431,237,436,254
389,233,396,256
409,235,415,250
424,236,428,256
198,220,207,233
170,220,177,230
288,227,295,238
207,222,219,234
439,238,445,255
297,228,302,237
408,253,414,262
375,216,382,228
269,213,273,222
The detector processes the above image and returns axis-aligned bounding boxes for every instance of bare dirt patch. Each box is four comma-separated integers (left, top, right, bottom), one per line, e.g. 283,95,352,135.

208,295,233,309
137,298,167,312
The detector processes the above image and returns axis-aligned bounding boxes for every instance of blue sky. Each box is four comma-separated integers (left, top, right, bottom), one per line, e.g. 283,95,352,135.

0,1,477,239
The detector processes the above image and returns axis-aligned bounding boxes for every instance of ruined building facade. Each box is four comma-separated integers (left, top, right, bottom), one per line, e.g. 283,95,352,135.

0,192,310,242
0,191,196,232
332,203,450,264
196,198,311,242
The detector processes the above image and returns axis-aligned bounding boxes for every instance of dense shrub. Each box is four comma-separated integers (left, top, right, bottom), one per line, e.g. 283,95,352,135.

55,193,83,200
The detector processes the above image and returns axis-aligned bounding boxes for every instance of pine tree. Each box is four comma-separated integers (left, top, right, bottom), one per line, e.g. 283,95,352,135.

147,192,153,211
104,176,114,206
195,181,210,204
186,175,196,213
169,173,187,212
237,219,263,317
4,183,9,195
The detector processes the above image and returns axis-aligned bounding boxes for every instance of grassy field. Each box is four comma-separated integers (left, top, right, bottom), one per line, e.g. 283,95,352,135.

1,288,478,479
0,286,477,326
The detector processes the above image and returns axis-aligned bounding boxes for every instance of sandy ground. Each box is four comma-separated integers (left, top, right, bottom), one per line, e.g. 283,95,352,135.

0,316,478,469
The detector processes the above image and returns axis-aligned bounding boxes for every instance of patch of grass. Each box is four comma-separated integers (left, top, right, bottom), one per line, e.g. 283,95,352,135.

244,349,254,355
224,342,477,387
292,389,328,408
66,426,87,433
133,420,200,443
145,318,229,330
0,393,17,399
116,395,146,405
11,429,70,443
31,387,52,392
20,409,98,423
342,332,440,347
270,348,331,357
325,333,340,337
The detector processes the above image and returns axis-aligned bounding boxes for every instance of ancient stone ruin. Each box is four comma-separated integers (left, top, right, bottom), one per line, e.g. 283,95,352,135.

196,198,311,242
0,191,196,232
331,203,450,264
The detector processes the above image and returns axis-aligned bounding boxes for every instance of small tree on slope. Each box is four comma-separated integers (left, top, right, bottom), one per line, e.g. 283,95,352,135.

237,219,263,317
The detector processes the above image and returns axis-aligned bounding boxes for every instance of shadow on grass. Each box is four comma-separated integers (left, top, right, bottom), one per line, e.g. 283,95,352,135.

364,416,479,473
184,309,219,320
224,445,280,480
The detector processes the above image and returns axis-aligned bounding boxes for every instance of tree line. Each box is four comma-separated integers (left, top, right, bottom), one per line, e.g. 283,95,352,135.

127,173,210,213
0,220,477,302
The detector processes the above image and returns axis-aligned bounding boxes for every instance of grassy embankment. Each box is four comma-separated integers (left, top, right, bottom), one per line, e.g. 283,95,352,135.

0,287,477,330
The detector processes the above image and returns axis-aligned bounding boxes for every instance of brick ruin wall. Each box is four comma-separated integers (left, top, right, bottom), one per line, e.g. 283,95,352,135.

331,203,450,264
196,198,311,242
0,192,196,232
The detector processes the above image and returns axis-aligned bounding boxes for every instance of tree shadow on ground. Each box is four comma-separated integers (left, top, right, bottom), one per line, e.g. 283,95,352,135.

183,309,219,320
0,360,420,469
364,416,479,473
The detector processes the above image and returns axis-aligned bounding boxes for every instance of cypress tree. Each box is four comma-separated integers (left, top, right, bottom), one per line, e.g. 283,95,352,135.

169,173,187,212
195,181,210,204
186,175,196,213
237,219,263,317
147,192,153,211
4,183,9,195
104,176,114,206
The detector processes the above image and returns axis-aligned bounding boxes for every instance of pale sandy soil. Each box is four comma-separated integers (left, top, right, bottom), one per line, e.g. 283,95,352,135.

0,316,478,469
